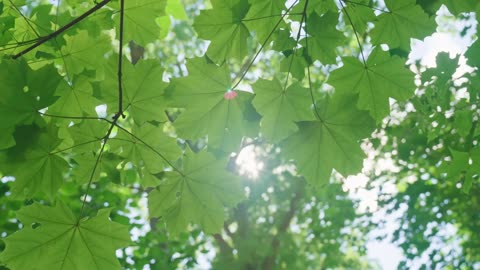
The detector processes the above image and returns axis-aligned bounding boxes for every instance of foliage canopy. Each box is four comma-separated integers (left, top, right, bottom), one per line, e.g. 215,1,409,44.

0,0,479,269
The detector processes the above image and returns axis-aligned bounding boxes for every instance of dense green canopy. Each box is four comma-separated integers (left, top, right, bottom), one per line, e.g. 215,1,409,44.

0,0,479,269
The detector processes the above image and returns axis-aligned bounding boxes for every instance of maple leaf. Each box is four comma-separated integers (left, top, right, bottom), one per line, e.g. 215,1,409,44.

282,93,375,186
148,150,243,234
112,0,167,44
60,30,110,75
99,58,169,124
370,0,436,50
193,0,250,63
302,11,345,65
48,75,102,118
70,151,122,185
169,57,252,152
67,120,109,154
342,0,376,35
0,60,61,148
328,46,415,122
0,202,131,270
110,122,181,174
0,126,69,198
292,0,337,16
252,78,315,143
243,0,285,42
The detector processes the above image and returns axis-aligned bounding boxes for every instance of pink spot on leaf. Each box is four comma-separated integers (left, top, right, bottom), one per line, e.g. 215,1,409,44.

224,91,238,100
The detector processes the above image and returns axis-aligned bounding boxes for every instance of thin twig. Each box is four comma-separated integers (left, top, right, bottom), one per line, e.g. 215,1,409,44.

51,138,104,155
40,112,105,121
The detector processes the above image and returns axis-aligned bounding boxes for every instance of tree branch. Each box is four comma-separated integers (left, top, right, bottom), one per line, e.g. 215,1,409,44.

12,0,112,59
117,0,126,117
213,233,234,256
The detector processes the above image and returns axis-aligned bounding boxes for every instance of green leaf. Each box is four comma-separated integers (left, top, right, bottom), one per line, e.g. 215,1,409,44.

48,75,101,117
0,127,15,150
100,58,169,124
440,0,479,15
170,57,251,152
441,148,480,194
148,150,243,234
68,120,109,153
0,126,69,198
113,0,167,44
243,0,285,42
292,0,337,16
71,152,122,184
193,0,250,63
0,202,131,270
166,0,187,19
454,110,473,137
0,60,61,133
328,47,415,122
445,149,469,178
60,30,110,75
280,49,308,80
303,12,345,65
282,93,375,186
342,0,376,35
271,29,297,51
466,38,480,68
371,0,436,50
111,122,181,174
252,78,315,143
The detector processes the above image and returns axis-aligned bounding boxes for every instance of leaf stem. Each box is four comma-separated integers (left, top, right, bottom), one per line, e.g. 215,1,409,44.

78,113,120,219
303,1,322,121
282,0,308,91
40,112,106,121
339,0,367,65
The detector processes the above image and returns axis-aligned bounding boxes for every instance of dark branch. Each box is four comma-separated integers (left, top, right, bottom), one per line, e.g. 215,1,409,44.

117,0,126,118
213,233,234,256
